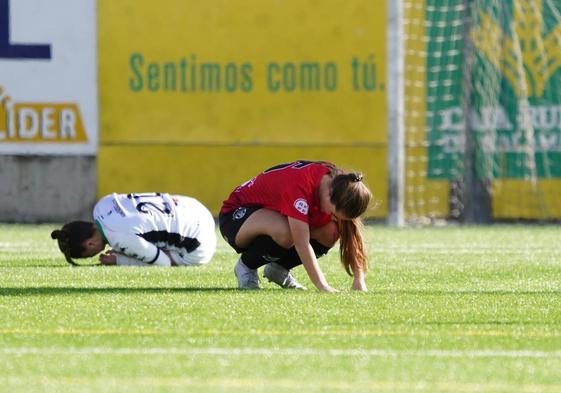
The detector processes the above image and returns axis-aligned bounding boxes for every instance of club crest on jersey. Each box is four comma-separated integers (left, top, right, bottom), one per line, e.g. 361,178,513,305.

233,207,248,220
293,198,309,215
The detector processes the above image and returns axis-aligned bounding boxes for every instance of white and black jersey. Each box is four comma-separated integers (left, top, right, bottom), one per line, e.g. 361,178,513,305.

93,193,216,266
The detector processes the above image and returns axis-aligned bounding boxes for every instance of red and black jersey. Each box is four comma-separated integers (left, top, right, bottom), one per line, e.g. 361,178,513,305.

221,160,334,228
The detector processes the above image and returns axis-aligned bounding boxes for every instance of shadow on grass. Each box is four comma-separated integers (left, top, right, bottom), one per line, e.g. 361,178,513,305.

0,287,559,296
0,287,244,296
0,264,101,268
0,264,68,268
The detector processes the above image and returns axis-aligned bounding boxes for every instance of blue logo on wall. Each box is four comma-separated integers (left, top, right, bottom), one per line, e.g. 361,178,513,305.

0,0,51,59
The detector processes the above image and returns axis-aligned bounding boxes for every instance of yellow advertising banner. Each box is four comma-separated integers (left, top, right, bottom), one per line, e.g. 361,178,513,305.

99,0,387,216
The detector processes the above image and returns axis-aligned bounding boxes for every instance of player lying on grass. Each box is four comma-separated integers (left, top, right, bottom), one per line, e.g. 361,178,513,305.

219,160,372,292
51,192,216,267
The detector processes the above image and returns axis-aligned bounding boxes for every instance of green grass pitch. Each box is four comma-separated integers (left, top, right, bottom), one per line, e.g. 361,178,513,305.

0,224,560,392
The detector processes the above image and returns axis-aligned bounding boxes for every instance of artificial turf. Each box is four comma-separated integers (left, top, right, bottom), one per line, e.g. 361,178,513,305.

0,224,560,392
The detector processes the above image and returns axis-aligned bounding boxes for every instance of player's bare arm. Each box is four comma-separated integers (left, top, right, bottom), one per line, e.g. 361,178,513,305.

288,217,337,293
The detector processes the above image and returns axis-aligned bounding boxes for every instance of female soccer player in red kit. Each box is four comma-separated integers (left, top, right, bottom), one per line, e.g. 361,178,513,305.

219,160,372,292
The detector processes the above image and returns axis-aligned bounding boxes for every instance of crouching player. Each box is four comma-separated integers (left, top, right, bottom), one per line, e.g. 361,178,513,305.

219,160,372,292
51,193,216,267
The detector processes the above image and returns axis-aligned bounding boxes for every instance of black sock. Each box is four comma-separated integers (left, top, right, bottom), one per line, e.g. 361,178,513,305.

275,239,332,270
240,235,290,269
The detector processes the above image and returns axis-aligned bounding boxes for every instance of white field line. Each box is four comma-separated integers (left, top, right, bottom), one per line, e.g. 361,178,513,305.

2,347,561,358
1,376,560,393
377,249,561,255
2,327,560,339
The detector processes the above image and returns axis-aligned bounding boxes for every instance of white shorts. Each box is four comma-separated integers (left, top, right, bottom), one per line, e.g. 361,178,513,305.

168,196,216,266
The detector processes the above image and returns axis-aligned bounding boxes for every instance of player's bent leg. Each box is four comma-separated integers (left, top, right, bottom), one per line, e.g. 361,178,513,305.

170,245,214,266
234,208,293,249
310,220,339,249
275,220,339,270
264,221,338,289
223,208,294,289
170,210,217,266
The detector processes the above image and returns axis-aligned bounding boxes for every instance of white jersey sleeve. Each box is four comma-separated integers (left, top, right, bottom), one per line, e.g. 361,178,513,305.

114,254,149,266
105,227,172,267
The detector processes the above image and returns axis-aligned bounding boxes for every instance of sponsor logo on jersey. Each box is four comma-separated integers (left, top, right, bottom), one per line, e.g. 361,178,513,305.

293,198,309,215
233,207,248,220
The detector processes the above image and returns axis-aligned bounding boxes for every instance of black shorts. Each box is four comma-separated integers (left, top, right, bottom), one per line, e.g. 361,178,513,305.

218,206,262,253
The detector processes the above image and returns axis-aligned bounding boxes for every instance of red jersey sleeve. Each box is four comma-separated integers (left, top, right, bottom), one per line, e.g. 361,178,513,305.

278,182,313,223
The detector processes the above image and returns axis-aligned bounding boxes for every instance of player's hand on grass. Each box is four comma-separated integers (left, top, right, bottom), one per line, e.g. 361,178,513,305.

99,251,117,265
351,269,368,291
351,278,368,292
319,285,339,293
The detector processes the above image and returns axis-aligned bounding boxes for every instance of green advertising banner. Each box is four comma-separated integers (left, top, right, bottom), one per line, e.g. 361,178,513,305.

426,0,561,180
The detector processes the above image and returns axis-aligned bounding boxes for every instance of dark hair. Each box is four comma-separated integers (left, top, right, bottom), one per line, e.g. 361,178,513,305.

51,221,95,265
330,172,372,276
